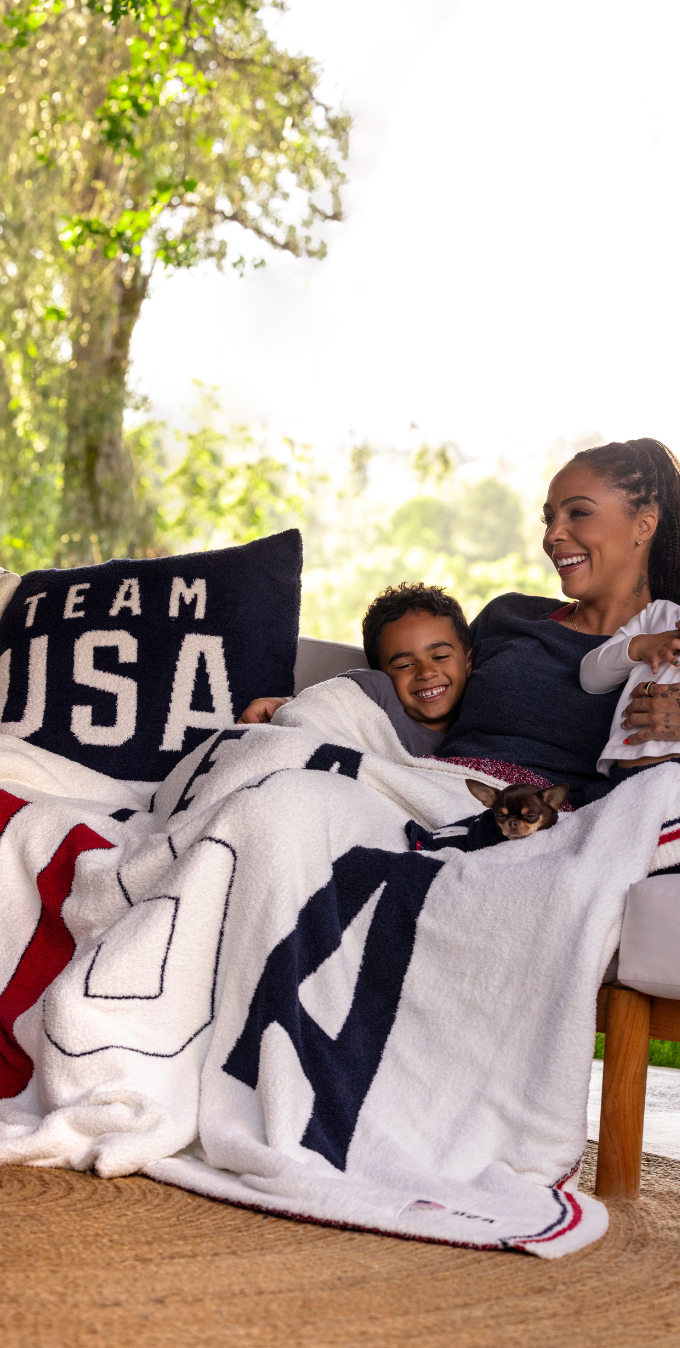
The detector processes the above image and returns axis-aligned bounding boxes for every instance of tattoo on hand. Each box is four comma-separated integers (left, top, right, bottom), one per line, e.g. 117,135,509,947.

632,572,649,597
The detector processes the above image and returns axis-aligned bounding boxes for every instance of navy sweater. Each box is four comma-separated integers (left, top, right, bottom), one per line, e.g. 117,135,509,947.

438,593,623,800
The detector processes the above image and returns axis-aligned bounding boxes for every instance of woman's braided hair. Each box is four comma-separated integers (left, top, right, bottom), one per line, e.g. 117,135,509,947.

570,438,680,603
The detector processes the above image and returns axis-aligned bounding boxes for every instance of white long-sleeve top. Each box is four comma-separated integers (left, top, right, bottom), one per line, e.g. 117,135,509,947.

580,598,680,774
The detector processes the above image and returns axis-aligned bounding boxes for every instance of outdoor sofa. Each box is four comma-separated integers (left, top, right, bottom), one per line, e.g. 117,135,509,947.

0,538,674,1204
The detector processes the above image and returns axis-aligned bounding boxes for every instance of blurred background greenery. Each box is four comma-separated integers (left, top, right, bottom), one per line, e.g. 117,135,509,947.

0,0,561,638
125,387,560,642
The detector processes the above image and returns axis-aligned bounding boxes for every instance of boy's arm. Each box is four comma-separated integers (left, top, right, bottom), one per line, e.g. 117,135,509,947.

237,696,293,723
580,613,649,693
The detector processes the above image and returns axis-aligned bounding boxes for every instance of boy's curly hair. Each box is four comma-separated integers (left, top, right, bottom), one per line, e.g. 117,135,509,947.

362,582,471,670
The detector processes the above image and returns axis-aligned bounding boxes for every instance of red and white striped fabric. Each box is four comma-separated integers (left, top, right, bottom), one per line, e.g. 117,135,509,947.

648,815,680,877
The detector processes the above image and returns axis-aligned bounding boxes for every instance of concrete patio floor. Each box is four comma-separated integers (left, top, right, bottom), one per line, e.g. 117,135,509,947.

588,1060,680,1161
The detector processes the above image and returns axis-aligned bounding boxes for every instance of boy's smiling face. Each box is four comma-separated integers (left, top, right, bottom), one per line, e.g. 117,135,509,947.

377,609,472,732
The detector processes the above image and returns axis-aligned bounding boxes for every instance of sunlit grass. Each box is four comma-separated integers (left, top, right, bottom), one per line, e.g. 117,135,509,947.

594,1031,680,1069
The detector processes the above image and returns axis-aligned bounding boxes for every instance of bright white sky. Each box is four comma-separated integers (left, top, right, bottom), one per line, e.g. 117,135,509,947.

130,0,680,479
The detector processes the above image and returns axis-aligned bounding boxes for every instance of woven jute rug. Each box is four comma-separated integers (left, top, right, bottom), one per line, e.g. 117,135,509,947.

1,1143,679,1347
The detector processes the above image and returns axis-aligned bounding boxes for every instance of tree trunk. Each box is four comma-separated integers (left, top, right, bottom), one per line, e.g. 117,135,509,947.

58,260,148,567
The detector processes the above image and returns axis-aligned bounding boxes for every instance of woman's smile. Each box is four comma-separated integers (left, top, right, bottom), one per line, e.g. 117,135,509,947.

552,551,590,577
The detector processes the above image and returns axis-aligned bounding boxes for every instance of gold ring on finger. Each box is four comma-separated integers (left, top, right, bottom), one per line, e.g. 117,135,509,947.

643,681,655,696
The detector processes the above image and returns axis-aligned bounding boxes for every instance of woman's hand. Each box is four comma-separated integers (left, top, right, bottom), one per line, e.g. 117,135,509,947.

628,621,680,674
236,696,293,725
621,681,680,743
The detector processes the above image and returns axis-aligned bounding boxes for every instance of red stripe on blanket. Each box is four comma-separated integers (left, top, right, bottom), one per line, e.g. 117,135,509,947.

513,1190,583,1249
0,820,114,1099
553,1158,582,1190
0,790,28,836
531,1191,584,1245
658,827,680,846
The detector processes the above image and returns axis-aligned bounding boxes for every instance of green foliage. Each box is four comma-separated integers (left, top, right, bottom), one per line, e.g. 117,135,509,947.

160,429,302,548
116,387,305,556
0,401,308,571
385,480,525,562
300,548,555,646
387,497,457,554
0,0,348,270
594,1032,680,1069
412,441,460,487
299,444,559,643
0,342,66,573
0,366,560,662
0,0,348,561
131,393,308,554
454,478,526,562
648,1039,680,1069
348,442,375,495
134,385,306,554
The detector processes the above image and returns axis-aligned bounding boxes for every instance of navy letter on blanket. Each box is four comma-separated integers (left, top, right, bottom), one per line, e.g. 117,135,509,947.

224,846,443,1170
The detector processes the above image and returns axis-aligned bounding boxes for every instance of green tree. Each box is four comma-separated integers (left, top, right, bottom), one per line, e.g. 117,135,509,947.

123,418,306,557
298,442,557,643
119,382,308,559
387,497,457,554
385,478,525,562
412,441,460,487
453,478,525,561
0,0,348,566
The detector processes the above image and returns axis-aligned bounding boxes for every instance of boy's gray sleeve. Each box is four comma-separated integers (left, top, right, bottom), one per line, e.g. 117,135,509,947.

340,668,392,708
340,669,446,755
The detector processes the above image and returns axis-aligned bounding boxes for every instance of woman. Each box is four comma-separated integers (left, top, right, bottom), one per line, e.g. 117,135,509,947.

437,438,680,805
243,438,680,806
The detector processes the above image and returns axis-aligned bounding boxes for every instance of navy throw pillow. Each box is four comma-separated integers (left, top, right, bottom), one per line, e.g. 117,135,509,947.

0,529,302,781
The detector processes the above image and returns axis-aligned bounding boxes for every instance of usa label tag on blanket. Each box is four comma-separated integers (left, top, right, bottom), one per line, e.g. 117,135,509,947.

401,1199,446,1213
399,1199,497,1224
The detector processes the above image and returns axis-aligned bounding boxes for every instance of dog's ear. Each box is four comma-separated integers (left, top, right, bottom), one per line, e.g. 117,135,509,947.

541,782,570,810
465,779,500,809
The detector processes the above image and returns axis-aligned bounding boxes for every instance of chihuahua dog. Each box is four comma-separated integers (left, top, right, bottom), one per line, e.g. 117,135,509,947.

465,779,570,840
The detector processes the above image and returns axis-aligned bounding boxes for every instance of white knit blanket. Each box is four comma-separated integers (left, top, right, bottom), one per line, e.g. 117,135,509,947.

0,677,676,1258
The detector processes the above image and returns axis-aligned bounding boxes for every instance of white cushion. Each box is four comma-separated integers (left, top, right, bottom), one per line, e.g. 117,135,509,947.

619,876,680,998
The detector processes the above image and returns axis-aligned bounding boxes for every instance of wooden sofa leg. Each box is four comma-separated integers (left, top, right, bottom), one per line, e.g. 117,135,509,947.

595,987,651,1200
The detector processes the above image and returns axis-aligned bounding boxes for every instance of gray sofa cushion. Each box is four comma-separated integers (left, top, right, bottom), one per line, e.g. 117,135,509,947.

294,636,368,693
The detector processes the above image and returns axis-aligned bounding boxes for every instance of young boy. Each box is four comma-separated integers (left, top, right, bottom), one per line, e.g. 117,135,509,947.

239,582,472,756
348,582,472,754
